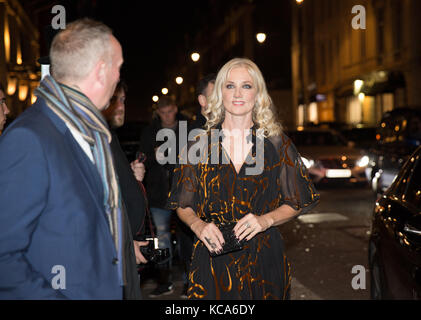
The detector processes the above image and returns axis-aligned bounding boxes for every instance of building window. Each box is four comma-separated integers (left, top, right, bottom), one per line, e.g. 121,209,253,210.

361,95,376,126
382,93,394,113
297,104,305,126
308,102,318,124
376,7,385,59
4,14,10,62
346,96,362,125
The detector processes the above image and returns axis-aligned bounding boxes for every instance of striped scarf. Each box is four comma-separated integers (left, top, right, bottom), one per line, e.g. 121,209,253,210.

35,75,125,284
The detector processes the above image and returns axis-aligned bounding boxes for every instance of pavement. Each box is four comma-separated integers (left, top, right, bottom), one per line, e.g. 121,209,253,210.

139,262,187,300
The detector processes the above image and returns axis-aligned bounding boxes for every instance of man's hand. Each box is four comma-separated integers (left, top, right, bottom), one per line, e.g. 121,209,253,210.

133,240,149,264
130,160,146,182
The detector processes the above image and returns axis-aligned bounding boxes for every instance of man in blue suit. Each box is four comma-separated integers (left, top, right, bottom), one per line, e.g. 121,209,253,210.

0,19,140,299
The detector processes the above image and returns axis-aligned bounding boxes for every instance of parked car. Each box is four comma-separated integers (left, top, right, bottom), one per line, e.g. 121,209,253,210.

368,108,421,195
286,128,369,185
340,126,377,152
369,145,421,299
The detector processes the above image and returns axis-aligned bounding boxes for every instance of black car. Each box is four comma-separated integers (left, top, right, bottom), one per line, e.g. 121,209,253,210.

369,145,421,299
340,126,377,152
368,107,421,195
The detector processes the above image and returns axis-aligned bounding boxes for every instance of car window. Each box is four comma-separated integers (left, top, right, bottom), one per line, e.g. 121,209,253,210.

404,154,421,210
407,115,421,142
389,157,413,198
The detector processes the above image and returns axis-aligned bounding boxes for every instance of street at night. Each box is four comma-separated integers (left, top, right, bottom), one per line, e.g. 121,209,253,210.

1,0,421,303
281,184,373,300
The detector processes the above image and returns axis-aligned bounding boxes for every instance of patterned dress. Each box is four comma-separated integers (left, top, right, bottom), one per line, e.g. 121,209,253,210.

167,125,319,299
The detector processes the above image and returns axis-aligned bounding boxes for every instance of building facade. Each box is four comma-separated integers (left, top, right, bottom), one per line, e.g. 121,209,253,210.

0,0,41,119
292,0,421,128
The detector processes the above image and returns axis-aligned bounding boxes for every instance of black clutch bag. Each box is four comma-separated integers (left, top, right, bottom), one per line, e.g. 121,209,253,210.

209,222,246,257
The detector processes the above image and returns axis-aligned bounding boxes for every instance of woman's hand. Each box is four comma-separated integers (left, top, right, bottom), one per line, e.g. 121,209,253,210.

233,213,274,241
190,219,225,254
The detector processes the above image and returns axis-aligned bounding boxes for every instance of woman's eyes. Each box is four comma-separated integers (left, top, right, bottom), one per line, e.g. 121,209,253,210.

225,83,253,89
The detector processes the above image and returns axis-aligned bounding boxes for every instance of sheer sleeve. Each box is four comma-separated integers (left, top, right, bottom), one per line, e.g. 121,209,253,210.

167,163,200,211
274,133,320,214
166,137,203,212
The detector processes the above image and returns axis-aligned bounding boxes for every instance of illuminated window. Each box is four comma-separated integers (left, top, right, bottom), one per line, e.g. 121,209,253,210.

308,102,318,124
4,15,10,62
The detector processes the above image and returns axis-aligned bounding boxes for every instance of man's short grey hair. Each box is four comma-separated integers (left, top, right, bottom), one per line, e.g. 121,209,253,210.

50,18,113,82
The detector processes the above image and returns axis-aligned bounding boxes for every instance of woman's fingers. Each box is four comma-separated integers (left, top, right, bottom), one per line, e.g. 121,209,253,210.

234,213,265,241
245,228,259,241
200,223,224,254
234,221,251,241
214,227,225,247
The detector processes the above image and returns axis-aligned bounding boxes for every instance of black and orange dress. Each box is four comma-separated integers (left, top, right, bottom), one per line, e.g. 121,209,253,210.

167,125,319,299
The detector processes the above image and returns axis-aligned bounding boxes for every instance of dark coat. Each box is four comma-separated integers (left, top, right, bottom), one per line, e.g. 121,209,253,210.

189,110,207,131
138,115,186,209
0,99,124,299
110,130,146,237
110,130,146,299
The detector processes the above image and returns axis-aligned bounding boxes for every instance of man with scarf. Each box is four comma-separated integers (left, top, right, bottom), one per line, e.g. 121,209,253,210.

0,19,140,299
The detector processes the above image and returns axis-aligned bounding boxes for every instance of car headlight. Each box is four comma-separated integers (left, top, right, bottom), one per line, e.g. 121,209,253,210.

301,157,315,169
356,155,369,167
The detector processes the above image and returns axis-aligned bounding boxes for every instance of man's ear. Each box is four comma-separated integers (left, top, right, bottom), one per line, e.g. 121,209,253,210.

156,108,162,117
96,61,107,87
198,94,207,108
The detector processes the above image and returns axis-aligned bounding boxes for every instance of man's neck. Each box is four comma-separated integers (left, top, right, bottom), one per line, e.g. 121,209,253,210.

60,78,102,110
161,121,177,129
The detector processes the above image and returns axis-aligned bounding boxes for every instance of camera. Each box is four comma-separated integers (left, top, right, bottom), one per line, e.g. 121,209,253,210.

138,236,170,264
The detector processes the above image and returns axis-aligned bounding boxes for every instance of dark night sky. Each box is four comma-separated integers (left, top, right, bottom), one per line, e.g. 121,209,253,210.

35,0,289,120
34,0,213,118
91,1,211,116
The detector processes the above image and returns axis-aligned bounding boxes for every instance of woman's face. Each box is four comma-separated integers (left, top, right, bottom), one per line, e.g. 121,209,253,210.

222,66,257,117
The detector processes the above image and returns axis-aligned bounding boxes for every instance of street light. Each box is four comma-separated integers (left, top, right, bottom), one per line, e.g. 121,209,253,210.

191,52,200,62
175,76,183,85
256,33,266,43
152,95,159,103
161,88,168,95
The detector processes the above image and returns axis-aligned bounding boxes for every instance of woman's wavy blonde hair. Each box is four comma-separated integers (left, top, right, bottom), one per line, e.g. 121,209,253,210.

204,57,282,137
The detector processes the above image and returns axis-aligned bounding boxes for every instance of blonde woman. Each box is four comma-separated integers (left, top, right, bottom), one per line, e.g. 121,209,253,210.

168,58,319,299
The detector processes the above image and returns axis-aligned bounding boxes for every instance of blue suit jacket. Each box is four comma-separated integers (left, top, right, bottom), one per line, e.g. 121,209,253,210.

0,98,123,299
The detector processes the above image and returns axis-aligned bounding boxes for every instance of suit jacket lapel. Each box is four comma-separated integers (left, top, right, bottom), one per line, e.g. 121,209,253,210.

38,99,104,208
66,130,104,202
